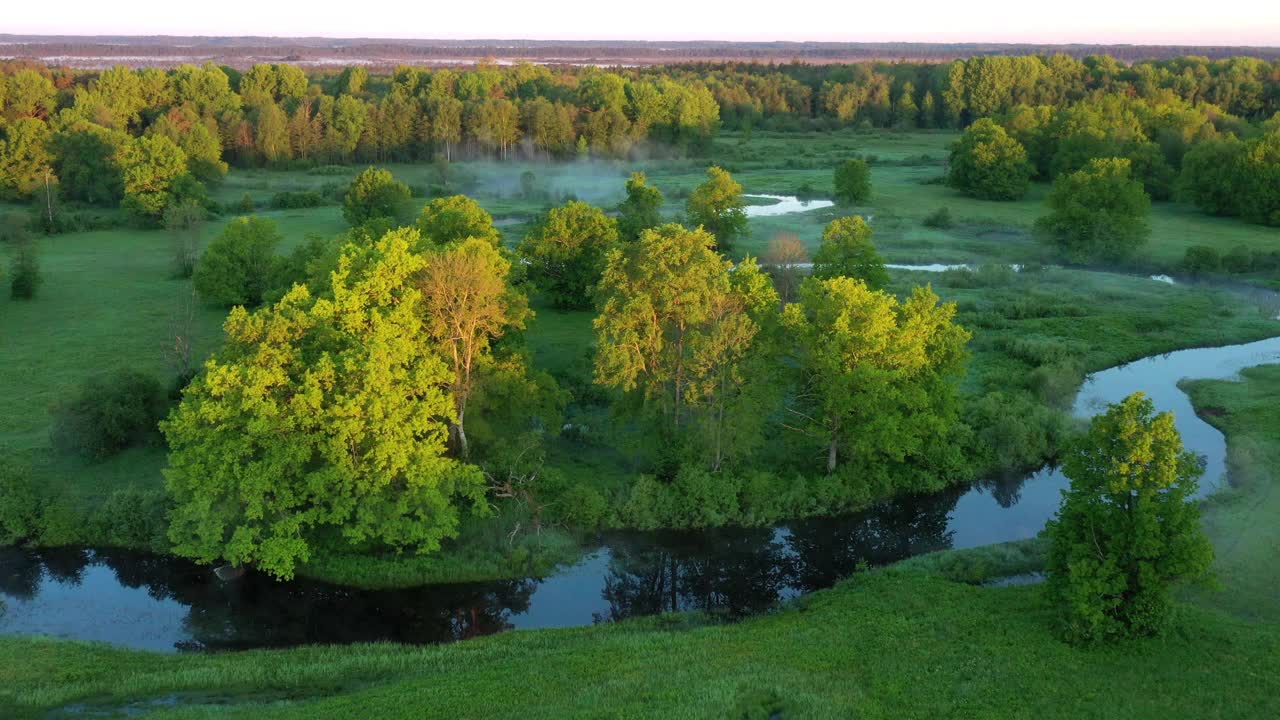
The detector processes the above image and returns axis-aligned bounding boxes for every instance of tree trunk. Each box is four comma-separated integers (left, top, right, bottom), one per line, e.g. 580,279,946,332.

826,418,840,473
453,415,469,459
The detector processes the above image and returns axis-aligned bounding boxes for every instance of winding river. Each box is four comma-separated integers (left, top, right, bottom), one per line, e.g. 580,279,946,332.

3,333,1278,652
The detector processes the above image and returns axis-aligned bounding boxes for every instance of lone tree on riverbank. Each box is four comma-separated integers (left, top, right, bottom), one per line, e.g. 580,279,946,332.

1045,391,1213,644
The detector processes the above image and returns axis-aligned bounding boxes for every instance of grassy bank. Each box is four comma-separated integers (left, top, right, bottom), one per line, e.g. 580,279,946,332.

3,564,1276,719
1182,364,1280,623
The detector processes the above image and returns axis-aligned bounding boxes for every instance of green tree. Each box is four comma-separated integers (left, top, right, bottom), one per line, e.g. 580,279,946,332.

519,201,620,309
783,278,969,485
948,118,1032,200
50,127,127,205
415,194,501,248
811,215,889,289
163,229,486,579
1036,157,1150,262
0,118,53,199
1178,137,1243,217
192,216,282,307
686,166,747,252
617,171,664,241
833,158,872,205
1045,392,1214,643
1236,131,1280,226
118,134,196,222
416,237,530,458
147,107,228,184
342,167,410,227
594,224,779,467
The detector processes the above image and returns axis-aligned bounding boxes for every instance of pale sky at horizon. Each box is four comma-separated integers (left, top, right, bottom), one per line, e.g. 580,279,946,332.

4,0,1279,47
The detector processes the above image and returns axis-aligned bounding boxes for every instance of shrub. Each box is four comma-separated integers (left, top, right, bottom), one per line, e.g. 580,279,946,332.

9,239,40,299
1223,245,1253,274
50,369,167,459
0,465,41,545
1181,245,1221,275
553,485,608,530
269,190,326,209
922,207,954,229
90,486,171,552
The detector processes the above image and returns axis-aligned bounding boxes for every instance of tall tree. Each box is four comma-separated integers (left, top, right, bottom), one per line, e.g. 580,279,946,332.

1036,157,1150,262
416,237,530,458
342,167,410,227
1045,392,1213,643
163,230,487,579
617,171,664,241
948,118,1032,200
784,278,969,483
833,158,872,205
686,166,747,252
415,194,501,248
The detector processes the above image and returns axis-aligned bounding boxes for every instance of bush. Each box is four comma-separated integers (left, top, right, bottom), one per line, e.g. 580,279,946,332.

1223,245,1253,274
9,240,40,299
1181,245,1221,276
922,206,954,229
269,190,326,210
0,465,41,545
1036,158,1151,263
50,369,167,459
948,119,1032,201
90,486,171,552
552,485,607,530
192,216,282,307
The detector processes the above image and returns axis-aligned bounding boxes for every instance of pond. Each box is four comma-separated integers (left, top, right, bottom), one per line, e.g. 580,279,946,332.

3,336,1279,652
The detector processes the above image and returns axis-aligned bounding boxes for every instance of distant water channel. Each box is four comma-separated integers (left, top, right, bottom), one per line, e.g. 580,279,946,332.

4,334,1279,652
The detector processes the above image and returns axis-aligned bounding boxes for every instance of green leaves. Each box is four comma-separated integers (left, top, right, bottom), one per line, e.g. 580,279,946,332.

686,166,747,252
519,200,619,309
164,229,487,579
948,118,1032,200
342,166,411,228
1036,157,1151,263
1046,392,1214,643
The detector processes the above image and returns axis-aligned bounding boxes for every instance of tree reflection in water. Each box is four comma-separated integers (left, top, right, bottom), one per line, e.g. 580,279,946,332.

601,483,964,619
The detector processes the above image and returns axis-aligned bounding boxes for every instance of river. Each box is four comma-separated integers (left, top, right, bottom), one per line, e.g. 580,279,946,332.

4,333,1278,652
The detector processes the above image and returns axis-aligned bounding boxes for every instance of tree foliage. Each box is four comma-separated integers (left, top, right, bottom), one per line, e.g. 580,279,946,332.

342,167,411,227
593,224,779,468
617,171,664,241
163,230,487,579
811,215,889,289
1045,392,1214,643
833,158,872,205
192,216,282,307
686,166,747,252
948,118,1032,200
519,201,620,309
1036,157,1151,262
784,278,970,488
415,194,501,248
415,237,530,458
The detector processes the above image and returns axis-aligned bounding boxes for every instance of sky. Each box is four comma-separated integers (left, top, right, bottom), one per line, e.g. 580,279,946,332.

4,0,1279,46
